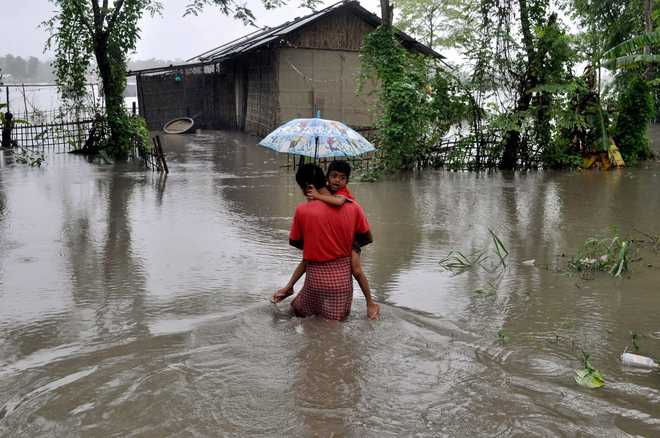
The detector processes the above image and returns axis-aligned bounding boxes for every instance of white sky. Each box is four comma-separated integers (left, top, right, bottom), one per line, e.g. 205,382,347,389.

0,0,381,61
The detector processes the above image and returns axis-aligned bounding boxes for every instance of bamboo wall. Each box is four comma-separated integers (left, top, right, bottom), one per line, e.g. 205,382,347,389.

136,6,382,135
244,50,278,137
277,48,375,127
137,70,209,131
286,8,374,51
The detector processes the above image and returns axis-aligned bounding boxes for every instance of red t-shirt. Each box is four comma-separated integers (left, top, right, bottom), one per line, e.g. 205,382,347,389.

290,200,370,262
335,186,355,200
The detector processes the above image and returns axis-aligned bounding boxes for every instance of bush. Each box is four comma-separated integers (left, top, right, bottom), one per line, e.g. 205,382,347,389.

613,76,655,162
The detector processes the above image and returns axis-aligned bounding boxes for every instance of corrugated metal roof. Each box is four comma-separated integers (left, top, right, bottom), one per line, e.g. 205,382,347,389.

187,0,443,63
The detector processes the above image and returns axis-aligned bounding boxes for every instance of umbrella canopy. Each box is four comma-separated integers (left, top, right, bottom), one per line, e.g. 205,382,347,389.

258,118,376,158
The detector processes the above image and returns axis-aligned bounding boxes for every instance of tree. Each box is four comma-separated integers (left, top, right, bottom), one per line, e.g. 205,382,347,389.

395,0,465,50
27,57,41,80
44,0,320,160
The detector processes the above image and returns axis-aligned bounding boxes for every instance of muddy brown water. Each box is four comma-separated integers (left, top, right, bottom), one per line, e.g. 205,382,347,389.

1,129,660,437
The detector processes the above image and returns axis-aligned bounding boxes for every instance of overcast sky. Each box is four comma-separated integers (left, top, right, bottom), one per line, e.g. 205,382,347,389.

0,0,382,61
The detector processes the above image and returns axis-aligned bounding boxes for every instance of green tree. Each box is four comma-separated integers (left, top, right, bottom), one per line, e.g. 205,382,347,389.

44,0,320,160
395,0,465,49
27,57,41,80
360,26,465,172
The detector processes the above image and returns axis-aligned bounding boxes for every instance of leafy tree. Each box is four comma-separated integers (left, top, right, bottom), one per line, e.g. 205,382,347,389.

44,0,320,160
27,57,41,80
360,26,466,172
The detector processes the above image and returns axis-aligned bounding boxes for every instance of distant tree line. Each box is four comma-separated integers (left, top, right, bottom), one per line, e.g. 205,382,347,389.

0,55,54,83
0,54,181,84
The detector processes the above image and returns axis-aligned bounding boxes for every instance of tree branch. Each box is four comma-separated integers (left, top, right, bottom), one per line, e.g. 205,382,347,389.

107,0,126,34
72,1,95,36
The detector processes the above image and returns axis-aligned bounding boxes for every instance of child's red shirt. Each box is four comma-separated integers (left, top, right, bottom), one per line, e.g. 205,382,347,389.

335,186,354,200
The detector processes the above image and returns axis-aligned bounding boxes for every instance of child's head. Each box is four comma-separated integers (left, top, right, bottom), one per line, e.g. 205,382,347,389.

327,160,351,192
295,163,326,193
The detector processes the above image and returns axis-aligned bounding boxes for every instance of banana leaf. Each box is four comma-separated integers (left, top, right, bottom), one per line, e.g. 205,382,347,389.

574,368,605,388
603,31,660,59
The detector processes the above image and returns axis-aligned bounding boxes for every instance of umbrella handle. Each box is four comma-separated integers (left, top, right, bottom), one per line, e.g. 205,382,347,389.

314,136,318,162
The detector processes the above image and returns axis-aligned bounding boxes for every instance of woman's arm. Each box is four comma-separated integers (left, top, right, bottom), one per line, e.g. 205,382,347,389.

272,259,307,303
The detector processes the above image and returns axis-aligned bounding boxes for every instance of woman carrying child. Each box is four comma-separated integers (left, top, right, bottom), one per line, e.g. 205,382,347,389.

272,162,380,320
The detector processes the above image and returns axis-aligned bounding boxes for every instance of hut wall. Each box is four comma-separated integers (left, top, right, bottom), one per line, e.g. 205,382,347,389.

137,70,209,131
211,61,237,129
243,50,278,136
277,48,376,128
286,8,374,51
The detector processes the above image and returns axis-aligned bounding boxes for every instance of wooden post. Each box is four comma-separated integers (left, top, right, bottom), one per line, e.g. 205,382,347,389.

156,135,169,174
21,84,28,120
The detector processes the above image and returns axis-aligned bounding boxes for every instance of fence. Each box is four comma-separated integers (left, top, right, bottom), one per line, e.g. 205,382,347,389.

11,106,99,153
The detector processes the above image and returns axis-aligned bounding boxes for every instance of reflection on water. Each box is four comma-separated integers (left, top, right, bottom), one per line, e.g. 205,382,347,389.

1,129,660,436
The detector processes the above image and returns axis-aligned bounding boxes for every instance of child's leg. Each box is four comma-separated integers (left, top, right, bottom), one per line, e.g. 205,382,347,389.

352,250,379,319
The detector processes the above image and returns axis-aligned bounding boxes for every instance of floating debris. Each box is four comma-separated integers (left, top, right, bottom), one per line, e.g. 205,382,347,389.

621,352,659,369
574,352,605,388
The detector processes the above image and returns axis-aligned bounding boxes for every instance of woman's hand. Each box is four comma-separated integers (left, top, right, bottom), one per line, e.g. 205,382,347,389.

271,286,294,303
367,301,380,320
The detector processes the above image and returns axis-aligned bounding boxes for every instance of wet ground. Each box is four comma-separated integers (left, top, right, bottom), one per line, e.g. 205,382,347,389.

1,128,660,437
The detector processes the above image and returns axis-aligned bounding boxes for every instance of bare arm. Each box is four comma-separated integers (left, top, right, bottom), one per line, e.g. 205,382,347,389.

272,258,307,303
306,186,347,207
285,260,306,290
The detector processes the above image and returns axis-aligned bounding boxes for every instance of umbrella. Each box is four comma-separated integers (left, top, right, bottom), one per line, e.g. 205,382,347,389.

258,118,376,159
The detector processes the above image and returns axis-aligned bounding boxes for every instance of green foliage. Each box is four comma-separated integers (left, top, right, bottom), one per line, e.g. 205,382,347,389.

360,25,465,172
13,147,46,167
182,0,322,24
439,228,508,274
613,76,655,162
395,0,466,49
43,0,297,161
574,352,605,389
568,231,632,277
44,0,162,159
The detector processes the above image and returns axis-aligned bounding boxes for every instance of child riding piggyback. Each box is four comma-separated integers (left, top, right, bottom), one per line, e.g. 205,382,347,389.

272,160,379,320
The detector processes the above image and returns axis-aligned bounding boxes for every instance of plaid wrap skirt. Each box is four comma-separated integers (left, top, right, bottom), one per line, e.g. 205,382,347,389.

291,256,353,321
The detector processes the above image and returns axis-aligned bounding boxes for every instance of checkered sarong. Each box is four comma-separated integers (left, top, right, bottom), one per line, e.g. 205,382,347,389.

291,257,353,320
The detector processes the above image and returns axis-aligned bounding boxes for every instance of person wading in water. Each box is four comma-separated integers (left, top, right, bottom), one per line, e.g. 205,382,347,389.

272,163,378,320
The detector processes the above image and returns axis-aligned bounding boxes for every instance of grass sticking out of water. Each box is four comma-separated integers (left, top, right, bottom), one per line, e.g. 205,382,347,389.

439,228,509,275
568,233,632,278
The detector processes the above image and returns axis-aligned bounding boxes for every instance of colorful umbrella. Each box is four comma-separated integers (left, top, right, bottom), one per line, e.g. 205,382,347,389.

258,118,376,159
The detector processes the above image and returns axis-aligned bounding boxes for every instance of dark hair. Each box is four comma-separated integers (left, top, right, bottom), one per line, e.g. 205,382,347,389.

295,163,327,191
327,160,351,180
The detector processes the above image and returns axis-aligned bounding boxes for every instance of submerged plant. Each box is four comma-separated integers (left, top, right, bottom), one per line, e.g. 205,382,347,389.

629,331,640,353
497,330,510,343
439,250,489,273
574,352,605,389
568,232,632,278
439,228,509,274
13,147,45,167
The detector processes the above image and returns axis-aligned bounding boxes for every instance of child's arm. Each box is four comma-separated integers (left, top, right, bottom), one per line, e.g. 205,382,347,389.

306,186,348,207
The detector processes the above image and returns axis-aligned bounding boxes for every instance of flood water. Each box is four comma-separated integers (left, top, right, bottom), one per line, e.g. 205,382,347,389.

1,129,660,437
